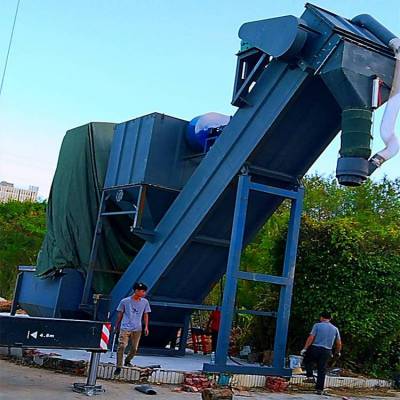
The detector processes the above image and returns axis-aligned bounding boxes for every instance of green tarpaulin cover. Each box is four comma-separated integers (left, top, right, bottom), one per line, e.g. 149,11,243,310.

37,123,138,293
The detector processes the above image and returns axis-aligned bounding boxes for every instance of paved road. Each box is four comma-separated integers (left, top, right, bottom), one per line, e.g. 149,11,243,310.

0,359,398,400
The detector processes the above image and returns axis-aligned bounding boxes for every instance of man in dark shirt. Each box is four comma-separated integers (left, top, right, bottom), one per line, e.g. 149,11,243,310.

301,311,342,395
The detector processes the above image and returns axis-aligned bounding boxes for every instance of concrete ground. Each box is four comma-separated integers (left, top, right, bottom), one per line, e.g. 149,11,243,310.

0,359,399,400
38,347,214,372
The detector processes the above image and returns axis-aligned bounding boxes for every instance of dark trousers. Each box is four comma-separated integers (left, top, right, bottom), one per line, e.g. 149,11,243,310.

303,345,331,391
210,330,218,352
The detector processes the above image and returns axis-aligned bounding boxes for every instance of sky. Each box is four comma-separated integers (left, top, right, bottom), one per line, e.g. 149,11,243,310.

0,0,399,198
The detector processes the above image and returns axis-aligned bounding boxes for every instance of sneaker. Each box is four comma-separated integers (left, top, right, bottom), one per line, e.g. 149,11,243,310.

124,361,133,367
316,389,326,395
114,367,121,376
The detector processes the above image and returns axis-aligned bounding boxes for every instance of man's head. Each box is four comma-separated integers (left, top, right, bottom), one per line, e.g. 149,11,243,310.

133,282,148,298
320,311,332,321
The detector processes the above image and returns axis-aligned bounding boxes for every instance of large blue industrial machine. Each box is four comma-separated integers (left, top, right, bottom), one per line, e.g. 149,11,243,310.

9,4,398,378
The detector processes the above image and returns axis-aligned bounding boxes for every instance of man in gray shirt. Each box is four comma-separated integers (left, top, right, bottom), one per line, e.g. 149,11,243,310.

113,282,151,375
300,311,342,395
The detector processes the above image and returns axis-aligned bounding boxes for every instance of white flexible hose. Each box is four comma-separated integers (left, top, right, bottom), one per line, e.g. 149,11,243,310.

372,38,400,166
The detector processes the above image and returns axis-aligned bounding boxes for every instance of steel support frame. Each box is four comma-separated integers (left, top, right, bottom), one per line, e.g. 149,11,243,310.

81,185,141,308
81,191,107,307
203,173,304,377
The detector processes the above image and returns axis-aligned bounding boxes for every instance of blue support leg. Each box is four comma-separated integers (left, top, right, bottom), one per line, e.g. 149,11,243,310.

215,174,251,366
273,188,304,369
81,191,106,307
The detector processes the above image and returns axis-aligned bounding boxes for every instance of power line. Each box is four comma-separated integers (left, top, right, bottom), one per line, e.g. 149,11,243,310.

0,0,21,98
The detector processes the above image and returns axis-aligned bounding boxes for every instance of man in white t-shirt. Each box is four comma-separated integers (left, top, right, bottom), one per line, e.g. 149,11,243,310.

113,282,151,375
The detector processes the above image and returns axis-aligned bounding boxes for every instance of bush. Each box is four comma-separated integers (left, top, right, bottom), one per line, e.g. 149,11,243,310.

291,216,400,375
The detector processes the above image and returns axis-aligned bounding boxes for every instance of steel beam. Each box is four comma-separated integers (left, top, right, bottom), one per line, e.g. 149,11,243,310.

236,271,289,286
192,235,230,247
101,210,137,216
236,309,276,317
249,182,299,199
272,187,304,369
81,191,106,307
150,301,275,317
215,174,250,366
150,301,216,311
232,53,269,106
247,165,298,184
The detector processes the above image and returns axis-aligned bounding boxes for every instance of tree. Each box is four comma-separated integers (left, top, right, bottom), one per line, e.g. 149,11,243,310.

0,201,46,299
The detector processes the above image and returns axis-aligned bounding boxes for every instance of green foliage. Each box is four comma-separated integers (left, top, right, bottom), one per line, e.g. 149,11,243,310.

291,216,400,375
212,175,400,376
0,201,46,299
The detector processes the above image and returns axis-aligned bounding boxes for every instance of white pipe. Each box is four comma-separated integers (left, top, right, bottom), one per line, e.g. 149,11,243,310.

370,38,400,170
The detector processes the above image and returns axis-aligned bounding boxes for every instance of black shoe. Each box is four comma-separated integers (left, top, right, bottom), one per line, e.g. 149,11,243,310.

124,361,133,367
114,367,121,376
316,389,326,395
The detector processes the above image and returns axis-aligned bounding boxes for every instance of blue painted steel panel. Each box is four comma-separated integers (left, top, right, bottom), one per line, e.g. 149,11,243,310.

105,113,197,191
17,269,85,319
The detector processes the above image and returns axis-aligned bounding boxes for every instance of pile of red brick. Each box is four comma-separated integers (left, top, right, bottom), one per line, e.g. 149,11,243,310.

181,373,214,392
265,376,289,392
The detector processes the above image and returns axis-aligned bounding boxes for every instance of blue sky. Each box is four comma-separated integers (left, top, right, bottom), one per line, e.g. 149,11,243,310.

0,0,399,197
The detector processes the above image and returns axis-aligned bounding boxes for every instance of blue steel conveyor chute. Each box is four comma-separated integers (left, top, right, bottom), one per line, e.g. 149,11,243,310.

106,4,397,375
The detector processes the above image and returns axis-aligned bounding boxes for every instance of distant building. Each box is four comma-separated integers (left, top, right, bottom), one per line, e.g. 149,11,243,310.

0,181,39,203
